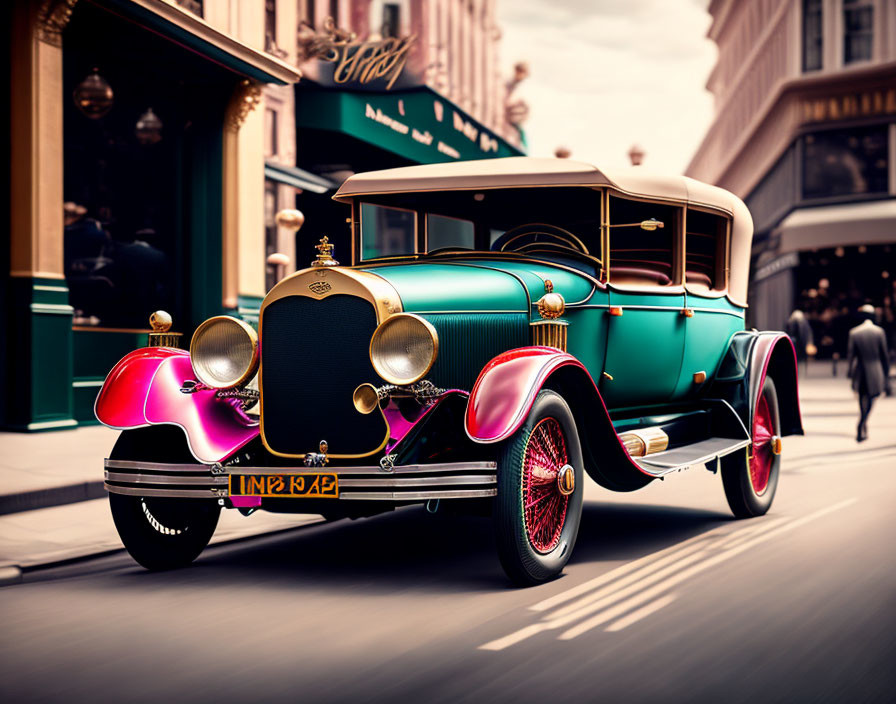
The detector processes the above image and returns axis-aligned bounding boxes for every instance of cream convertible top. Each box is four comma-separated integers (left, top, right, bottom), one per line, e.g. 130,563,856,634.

334,157,754,305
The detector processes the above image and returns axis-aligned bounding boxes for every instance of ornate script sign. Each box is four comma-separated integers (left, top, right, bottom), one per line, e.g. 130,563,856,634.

298,18,417,90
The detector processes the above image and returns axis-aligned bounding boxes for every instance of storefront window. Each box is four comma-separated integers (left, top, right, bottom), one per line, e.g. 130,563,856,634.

843,0,873,64
264,181,279,292
802,126,888,200
382,3,401,38
361,203,416,260
426,214,474,252
802,0,823,71
63,1,234,329
265,108,278,157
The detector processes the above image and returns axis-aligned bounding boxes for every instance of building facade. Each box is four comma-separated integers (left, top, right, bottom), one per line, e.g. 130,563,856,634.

269,0,527,285
687,0,896,357
3,0,527,432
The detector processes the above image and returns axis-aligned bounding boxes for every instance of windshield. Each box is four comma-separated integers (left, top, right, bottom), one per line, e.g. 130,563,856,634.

358,187,603,264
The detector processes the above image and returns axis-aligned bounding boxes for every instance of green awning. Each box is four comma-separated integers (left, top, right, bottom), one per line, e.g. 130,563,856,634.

296,86,525,165
264,162,336,193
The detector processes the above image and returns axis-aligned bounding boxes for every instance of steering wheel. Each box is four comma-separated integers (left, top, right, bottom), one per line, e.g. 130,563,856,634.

490,223,590,255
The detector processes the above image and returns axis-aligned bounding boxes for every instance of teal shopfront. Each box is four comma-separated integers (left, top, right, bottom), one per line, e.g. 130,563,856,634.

292,84,525,264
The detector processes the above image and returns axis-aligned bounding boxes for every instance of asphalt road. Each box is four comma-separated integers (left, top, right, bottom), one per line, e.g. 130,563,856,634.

2,381,895,703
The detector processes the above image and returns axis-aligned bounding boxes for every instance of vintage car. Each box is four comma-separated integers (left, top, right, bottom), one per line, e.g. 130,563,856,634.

96,157,803,585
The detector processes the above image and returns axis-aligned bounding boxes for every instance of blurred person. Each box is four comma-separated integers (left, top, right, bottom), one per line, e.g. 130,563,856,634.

785,309,815,375
848,304,891,443
64,201,109,275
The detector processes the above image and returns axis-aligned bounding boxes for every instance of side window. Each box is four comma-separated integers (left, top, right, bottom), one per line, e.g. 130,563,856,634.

426,214,475,251
686,209,728,291
608,196,679,287
360,203,416,260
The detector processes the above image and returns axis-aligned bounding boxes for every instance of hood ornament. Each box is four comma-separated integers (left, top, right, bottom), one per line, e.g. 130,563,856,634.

312,236,339,267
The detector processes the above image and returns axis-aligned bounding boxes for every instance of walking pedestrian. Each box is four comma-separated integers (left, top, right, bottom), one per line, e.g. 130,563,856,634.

848,304,891,442
785,310,815,376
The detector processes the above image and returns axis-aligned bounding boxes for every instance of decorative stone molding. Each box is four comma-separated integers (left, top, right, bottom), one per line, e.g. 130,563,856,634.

226,79,263,131
37,0,78,47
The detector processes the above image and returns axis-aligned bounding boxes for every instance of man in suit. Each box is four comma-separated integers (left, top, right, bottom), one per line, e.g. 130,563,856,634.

848,304,891,442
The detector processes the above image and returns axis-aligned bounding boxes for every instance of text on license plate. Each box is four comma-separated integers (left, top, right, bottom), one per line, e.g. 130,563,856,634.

229,473,338,498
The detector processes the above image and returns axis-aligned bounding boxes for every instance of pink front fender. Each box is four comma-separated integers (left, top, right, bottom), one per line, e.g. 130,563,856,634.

95,348,259,464
465,347,593,443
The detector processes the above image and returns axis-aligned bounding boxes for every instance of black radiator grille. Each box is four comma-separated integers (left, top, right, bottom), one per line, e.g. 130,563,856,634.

260,295,387,457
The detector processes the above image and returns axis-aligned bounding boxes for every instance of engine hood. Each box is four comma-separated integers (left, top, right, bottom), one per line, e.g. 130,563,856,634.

361,258,598,317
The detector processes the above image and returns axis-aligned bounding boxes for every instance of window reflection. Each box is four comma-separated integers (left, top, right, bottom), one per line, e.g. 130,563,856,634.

361,203,416,259
802,126,888,200
426,214,474,251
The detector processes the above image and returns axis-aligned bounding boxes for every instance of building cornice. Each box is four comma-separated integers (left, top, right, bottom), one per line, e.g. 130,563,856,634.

104,0,302,84
687,61,896,196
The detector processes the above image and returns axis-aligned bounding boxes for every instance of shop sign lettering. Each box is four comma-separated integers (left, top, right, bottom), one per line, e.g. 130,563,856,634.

326,36,417,90
801,88,896,124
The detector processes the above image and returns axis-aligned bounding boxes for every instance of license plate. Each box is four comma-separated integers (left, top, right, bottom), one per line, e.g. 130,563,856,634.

229,473,339,498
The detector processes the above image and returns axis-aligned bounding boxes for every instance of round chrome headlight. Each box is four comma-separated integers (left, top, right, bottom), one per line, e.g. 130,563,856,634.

190,316,259,389
369,314,439,386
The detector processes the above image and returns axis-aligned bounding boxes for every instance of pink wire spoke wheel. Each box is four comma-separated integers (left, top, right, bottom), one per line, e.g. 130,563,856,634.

523,418,572,553
721,376,782,518
495,390,584,586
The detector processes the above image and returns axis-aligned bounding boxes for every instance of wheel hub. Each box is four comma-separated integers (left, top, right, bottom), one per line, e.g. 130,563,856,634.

557,464,575,496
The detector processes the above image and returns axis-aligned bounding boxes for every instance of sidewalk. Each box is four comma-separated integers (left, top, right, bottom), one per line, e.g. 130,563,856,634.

0,424,321,582
1,361,893,582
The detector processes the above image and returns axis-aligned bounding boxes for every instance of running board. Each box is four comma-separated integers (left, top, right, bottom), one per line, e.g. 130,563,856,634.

634,437,751,476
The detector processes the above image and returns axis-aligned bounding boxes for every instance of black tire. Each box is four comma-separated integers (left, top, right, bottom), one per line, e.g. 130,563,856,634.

494,389,584,586
108,427,220,570
721,376,781,518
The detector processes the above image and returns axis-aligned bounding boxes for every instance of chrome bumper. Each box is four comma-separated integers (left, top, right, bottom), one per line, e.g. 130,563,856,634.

104,459,497,501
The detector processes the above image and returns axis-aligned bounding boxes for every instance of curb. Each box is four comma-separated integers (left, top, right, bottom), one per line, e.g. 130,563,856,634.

0,516,327,585
0,481,106,516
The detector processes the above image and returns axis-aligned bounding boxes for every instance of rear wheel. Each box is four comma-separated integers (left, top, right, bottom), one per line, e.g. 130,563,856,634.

721,376,781,518
494,390,584,585
108,427,220,570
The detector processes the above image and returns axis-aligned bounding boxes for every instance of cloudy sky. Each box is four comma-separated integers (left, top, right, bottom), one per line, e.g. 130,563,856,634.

497,0,716,173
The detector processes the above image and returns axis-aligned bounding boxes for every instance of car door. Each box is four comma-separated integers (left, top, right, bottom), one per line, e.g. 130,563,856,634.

674,208,745,397
598,196,686,409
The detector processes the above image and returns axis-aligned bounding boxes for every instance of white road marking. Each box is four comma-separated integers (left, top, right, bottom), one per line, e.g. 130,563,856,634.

604,593,678,632
531,526,735,613
547,547,709,621
479,498,857,650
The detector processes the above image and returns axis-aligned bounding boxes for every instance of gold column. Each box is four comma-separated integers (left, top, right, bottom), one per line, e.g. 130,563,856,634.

222,78,263,310
9,0,77,280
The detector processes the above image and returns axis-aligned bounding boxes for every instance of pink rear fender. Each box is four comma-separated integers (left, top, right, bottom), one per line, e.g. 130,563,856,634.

749,333,804,436
465,347,654,491
95,347,259,464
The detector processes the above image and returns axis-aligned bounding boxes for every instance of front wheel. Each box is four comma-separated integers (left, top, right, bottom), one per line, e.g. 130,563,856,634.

110,493,220,570
721,376,782,518
108,427,220,570
494,389,584,586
